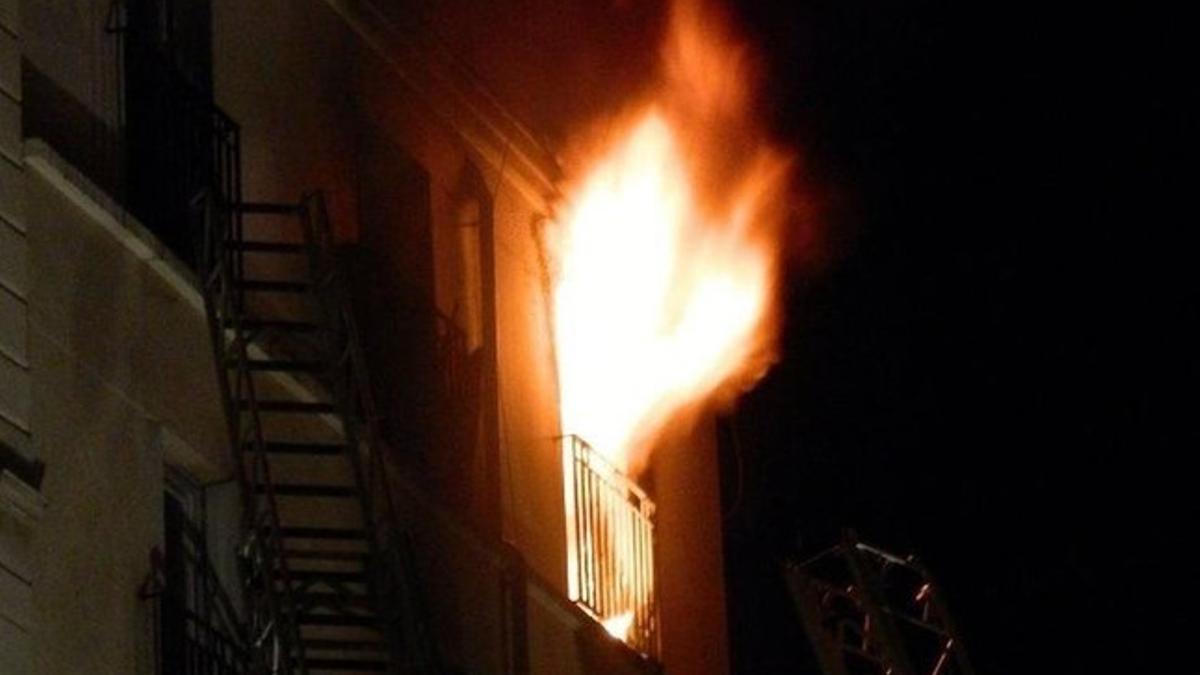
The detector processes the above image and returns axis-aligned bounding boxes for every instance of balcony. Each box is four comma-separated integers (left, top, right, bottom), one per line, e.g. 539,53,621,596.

563,435,659,660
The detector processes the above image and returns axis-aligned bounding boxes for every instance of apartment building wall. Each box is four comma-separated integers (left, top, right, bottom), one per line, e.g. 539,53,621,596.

19,141,230,674
210,7,681,673
213,0,358,235
352,49,567,592
379,5,734,672
2,1,733,673
652,418,732,675
0,0,27,464
212,0,569,591
1,2,40,673
0,0,223,670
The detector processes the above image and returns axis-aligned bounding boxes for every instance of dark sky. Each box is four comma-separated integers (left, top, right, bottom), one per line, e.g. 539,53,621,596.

720,2,1183,674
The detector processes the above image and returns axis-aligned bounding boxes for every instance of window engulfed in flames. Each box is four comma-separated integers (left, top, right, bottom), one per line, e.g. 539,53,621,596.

554,0,792,656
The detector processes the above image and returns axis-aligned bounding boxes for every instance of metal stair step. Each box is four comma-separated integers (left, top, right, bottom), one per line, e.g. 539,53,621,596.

286,569,368,584
234,201,303,216
254,483,358,498
285,549,370,562
302,638,387,653
225,318,321,333
237,279,311,293
299,592,372,609
248,441,346,455
240,399,335,413
223,240,306,254
278,526,368,541
230,358,323,373
296,657,387,672
297,613,378,627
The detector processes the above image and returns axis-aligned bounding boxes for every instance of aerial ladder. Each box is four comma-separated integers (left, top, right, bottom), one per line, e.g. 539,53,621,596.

785,531,977,675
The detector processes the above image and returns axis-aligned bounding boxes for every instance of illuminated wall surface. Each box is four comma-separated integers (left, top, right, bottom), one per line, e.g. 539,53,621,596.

0,1,732,674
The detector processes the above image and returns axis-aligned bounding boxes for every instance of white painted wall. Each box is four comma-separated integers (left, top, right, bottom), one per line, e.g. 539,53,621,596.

21,143,228,675
1,472,44,675
19,0,121,133
0,0,28,465
0,7,36,672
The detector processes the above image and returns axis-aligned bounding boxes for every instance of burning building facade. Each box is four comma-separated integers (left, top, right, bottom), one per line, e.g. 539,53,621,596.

1,0,785,673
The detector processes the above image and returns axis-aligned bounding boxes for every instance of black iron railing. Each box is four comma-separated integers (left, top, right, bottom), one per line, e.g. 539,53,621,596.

194,194,302,673
167,610,249,675
300,193,443,672
564,435,659,659
122,35,239,271
144,514,248,675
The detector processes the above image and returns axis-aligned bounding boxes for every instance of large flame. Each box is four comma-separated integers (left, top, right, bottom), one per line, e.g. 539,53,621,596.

553,0,790,476
555,0,792,645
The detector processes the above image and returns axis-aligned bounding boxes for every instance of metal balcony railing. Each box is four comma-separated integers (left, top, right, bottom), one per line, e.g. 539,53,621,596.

564,435,659,660
120,32,240,272
168,610,248,675
142,513,248,675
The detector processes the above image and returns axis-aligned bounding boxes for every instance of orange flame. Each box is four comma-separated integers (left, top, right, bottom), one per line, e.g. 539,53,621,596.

553,0,791,476
602,611,636,641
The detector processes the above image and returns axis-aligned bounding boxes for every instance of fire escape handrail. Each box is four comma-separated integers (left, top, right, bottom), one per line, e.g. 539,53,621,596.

116,19,306,669
179,515,248,654
143,515,251,674
196,184,307,674
298,193,443,673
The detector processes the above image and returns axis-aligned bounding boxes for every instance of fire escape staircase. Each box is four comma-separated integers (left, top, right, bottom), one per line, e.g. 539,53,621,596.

195,191,442,674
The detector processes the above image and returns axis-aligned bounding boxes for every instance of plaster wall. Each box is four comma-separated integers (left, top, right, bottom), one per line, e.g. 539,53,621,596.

19,0,120,134
1,471,42,675
651,416,732,675
0,0,29,465
356,52,569,596
352,45,585,666
1,7,36,672
213,0,358,235
21,145,229,675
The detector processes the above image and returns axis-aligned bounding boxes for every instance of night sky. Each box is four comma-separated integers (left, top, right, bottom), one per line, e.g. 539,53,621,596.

719,2,1182,674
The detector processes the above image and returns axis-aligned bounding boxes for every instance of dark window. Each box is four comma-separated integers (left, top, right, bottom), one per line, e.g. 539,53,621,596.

126,0,213,90
123,0,215,268
160,487,246,674
161,490,191,670
350,127,437,456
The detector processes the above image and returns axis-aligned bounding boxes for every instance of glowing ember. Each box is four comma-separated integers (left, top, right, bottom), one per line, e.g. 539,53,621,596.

552,1,791,476
602,611,636,640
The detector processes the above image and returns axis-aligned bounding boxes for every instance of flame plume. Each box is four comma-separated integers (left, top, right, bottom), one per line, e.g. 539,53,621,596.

553,0,791,476
554,0,794,645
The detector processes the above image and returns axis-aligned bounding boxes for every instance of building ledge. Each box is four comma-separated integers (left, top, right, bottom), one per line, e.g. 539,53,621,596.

23,138,205,314
22,137,345,468
0,441,40,492
0,469,46,527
